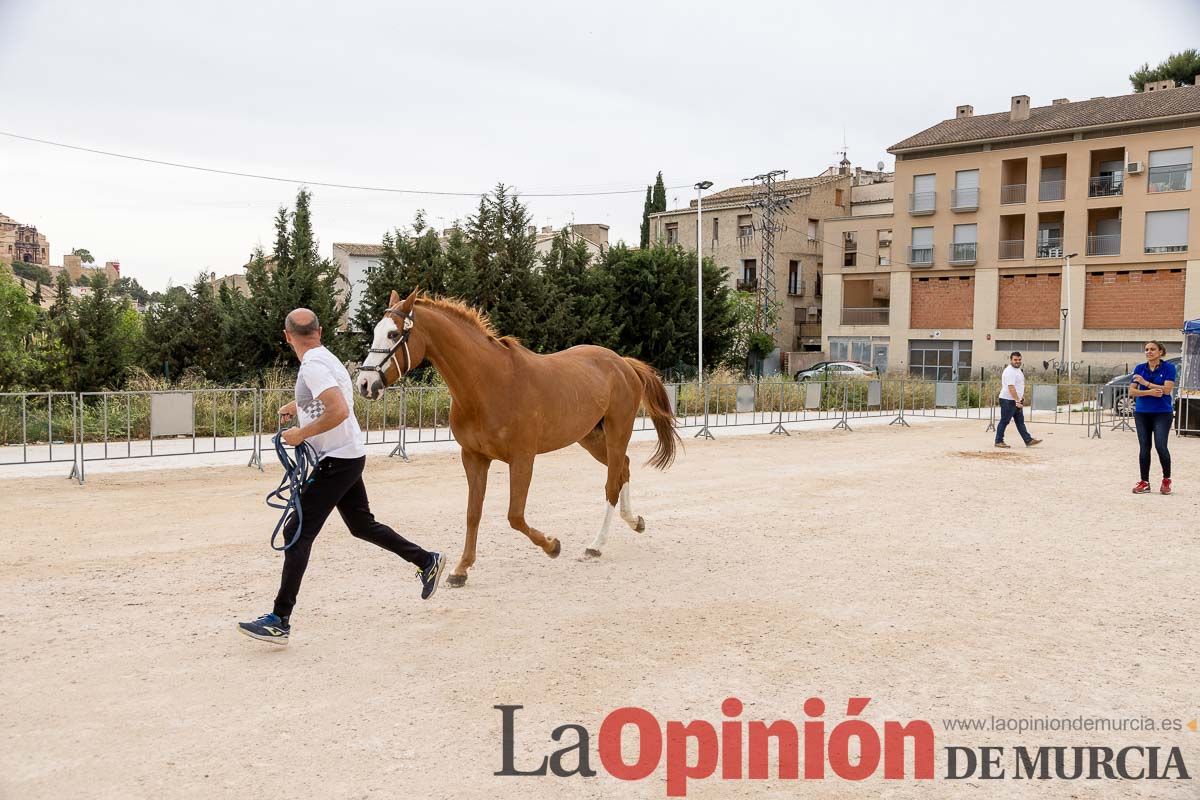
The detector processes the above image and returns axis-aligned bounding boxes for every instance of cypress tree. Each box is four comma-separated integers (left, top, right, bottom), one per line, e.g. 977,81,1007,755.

639,186,652,248
652,172,667,213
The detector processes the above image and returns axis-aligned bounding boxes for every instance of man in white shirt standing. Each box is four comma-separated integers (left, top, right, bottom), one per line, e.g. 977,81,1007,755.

238,308,443,646
994,351,1042,449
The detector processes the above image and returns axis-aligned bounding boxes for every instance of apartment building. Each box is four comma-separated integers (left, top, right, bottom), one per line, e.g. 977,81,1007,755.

823,82,1200,375
649,164,892,354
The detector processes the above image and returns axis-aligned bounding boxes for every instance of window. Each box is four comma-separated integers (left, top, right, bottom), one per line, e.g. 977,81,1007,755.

1148,147,1192,192
951,224,977,263
843,231,857,267
908,339,973,381
995,340,1059,352
828,336,889,371
1082,341,1178,354
738,259,757,291
835,188,845,206
788,260,801,295
1144,209,1189,253
807,219,819,241
712,218,719,245
815,271,822,297
910,226,934,264
911,174,936,213
953,170,980,209
878,229,892,266
737,214,753,238
665,223,678,245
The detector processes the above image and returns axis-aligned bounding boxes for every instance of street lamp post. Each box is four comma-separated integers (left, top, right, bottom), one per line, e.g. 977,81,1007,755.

1063,252,1078,379
695,180,713,440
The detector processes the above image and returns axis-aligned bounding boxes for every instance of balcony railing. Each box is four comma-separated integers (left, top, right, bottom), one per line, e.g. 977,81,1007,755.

951,187,979,211
787,281,804,296
949,242,977,264
736,278,758,292
844,238,858,252
1036,237,1064,258
1148,164,1192,193
798,322,822,338
1039,180,1066,201
909,192,936,215
1088,173,1124,197
841,307,890,325
1000,183,1027,204
1145,243,1189,254
998,239,1024,260
908,246,934,266
1086,234,1121,256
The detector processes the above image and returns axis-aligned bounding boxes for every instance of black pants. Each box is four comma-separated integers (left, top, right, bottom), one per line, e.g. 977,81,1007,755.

995,398,1032,445
1134,412,1173,482
274,455,431,619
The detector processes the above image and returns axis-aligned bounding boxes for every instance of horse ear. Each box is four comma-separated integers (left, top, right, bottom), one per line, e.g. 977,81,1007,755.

388,290,401,309
401,287,420,311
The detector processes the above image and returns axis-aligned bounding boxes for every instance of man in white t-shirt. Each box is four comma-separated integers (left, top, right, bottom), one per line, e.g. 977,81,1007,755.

238,308,443,646
994,351,1042,449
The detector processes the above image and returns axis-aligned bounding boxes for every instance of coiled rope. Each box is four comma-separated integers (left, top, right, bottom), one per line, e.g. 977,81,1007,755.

265,432,318,551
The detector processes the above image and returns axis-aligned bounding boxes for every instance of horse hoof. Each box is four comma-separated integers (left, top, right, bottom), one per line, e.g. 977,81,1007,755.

583,548,602,559
635,516,646,533
547,539,562,559
446,573,467,588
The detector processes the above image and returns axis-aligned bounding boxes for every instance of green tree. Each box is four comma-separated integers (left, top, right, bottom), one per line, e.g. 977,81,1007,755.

69,274,140,391
0,271,39,389
652,172,667,213
12,261,53,285
234,188,352,371
71,248,95,264
539,230,617,351
1130,49,1200,91
31,281,44,307
113,276,152,306
639,185,653,248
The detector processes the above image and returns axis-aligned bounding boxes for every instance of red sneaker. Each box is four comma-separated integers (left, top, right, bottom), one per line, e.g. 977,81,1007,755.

1132,481,1151,494
1160,479,1172,495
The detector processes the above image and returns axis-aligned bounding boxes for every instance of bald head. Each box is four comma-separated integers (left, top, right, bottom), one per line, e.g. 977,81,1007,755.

285,308,321,339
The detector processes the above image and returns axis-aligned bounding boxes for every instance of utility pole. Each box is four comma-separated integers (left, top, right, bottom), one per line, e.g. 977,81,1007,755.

746,169,789,376
694,180,714,440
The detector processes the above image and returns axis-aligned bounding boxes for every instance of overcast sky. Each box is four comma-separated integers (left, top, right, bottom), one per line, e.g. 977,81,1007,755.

1,0,1197,290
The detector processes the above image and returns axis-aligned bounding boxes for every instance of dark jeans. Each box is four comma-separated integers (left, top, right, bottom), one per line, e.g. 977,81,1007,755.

995,398,1031,445
1134,412,1173,482
274,455,431,619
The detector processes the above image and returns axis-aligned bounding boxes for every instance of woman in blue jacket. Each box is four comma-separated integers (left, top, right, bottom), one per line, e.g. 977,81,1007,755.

1128,340,1177,494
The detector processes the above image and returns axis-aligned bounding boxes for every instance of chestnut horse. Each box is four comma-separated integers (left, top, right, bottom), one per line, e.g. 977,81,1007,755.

356,289,679,586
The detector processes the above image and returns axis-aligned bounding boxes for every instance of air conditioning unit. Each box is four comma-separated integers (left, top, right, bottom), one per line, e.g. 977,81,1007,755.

879,237,892,246
1126,161,1144,174
807,306,818,318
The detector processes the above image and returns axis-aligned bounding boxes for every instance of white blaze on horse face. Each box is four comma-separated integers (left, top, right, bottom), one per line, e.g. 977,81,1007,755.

357,315,397,398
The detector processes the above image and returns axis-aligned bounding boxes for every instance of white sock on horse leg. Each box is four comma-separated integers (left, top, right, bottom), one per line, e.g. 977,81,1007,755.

618,483,637,525
588,502,616,554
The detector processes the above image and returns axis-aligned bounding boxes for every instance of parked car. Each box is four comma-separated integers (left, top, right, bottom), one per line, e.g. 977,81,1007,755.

794,361,878,382
1101,357,1181,416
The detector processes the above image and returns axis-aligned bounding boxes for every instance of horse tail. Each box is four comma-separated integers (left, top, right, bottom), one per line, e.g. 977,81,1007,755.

624,357,680,470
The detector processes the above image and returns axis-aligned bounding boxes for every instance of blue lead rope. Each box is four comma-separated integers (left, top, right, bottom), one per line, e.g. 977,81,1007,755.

265,432,318,551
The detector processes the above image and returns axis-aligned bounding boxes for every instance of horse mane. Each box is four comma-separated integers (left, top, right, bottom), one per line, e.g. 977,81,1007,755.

416,296,522,349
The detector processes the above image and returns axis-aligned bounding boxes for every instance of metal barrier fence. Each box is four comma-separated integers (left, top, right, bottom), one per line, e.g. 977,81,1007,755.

76,388,260,483
0,392,79,476
4,378,1188,483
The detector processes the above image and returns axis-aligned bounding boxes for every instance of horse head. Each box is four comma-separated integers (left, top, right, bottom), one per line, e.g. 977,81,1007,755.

356,287,424,399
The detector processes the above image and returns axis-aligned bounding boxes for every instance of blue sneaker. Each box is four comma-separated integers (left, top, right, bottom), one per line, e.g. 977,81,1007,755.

418,552,444,600
237,613,290,646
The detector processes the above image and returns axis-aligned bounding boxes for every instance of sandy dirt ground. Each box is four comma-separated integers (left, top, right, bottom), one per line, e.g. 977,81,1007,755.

2,421,1198,799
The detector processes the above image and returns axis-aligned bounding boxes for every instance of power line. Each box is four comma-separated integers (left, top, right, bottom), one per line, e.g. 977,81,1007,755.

0,130,692,198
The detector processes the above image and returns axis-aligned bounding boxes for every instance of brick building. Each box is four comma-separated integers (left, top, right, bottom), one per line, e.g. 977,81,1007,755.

648,164,892,356
823,82,1200,374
